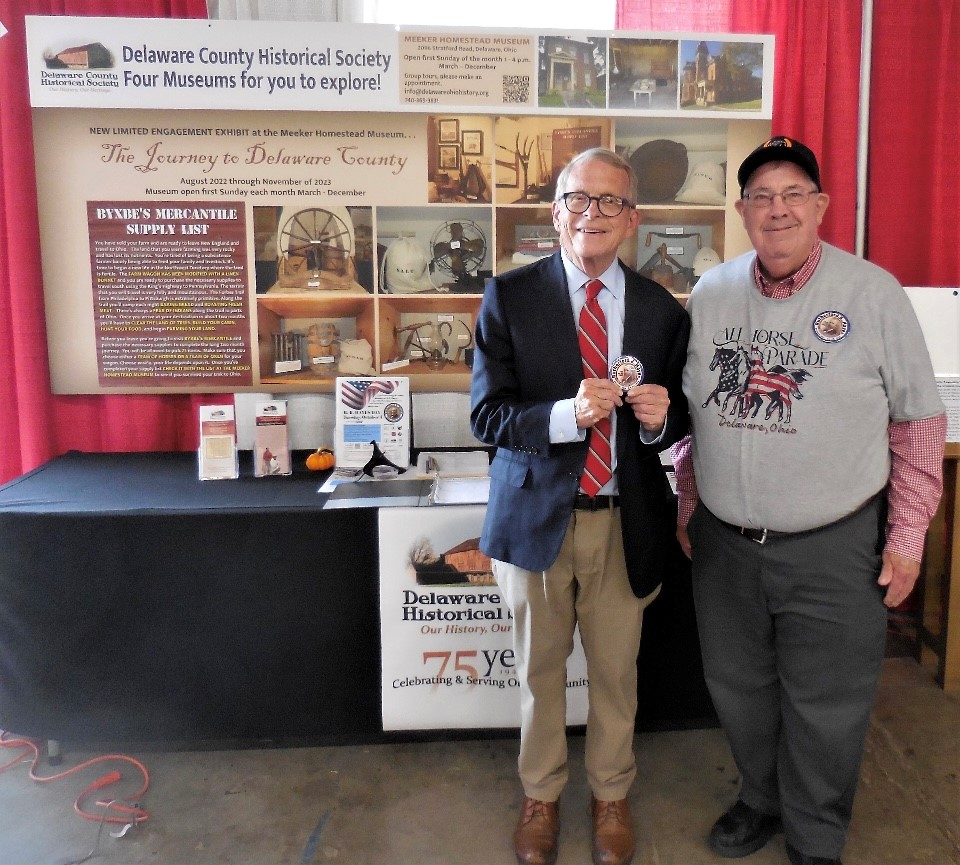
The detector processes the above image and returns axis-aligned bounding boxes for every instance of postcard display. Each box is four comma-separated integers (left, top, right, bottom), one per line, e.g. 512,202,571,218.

27,17,773,398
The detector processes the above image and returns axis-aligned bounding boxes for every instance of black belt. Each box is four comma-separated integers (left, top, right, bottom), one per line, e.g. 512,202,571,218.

719,522,790,544
715,493,882,544
573,493,620,511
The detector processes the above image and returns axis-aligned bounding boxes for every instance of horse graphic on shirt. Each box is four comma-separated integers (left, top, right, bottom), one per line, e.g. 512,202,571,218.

727,353,813,423
702,345,751,409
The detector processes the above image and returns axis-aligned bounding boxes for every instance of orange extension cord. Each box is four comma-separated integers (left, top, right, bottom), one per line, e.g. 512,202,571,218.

0,731,150,825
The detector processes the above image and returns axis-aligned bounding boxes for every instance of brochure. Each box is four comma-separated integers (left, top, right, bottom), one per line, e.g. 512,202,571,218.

198,404,238,480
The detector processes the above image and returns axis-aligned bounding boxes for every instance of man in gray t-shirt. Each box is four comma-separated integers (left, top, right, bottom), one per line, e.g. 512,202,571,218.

672,137,946,865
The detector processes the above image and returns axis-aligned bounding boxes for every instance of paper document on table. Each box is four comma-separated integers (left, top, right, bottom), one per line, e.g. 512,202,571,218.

317,467,364,493
431,475,491,504
416,450,489,477
665,469,678,495
938,377,960,441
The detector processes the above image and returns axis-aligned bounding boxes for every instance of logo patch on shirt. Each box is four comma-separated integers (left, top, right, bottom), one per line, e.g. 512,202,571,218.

812,310,850,343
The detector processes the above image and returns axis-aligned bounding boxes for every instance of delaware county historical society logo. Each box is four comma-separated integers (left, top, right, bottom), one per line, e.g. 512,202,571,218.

40,40,120,90
812,310,850,343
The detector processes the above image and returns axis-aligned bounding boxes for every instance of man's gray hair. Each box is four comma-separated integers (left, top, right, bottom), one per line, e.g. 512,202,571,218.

554,147,638,204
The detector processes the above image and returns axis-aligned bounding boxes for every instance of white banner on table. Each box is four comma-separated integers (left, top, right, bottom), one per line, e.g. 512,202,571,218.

379,506,588,730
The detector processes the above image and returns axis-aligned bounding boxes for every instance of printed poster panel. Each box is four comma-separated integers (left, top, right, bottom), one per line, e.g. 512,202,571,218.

399,32,536,108
26,17,774,118
379,506,589,731
88,200,251,387
32,108,427,393
27,18,401,112
25,16,773,394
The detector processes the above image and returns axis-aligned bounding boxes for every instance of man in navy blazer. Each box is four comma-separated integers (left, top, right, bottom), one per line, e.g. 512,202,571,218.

471,148,689,865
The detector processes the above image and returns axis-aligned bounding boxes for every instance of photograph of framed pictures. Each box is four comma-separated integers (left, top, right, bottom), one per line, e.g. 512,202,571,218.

438,118,460,143
438,144,460,170
461,130,483,156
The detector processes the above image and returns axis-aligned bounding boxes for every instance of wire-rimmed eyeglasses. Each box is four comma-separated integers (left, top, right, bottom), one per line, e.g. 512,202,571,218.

741,188,819,209
558,191,633,217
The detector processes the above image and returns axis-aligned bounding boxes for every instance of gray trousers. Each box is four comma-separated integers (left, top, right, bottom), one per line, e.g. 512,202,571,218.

688,498,888,859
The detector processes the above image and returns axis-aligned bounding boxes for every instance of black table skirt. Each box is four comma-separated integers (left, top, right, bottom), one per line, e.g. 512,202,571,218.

0,451,713,744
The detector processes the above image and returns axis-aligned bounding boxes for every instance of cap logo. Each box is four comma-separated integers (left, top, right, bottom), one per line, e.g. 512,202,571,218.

763,137,793,149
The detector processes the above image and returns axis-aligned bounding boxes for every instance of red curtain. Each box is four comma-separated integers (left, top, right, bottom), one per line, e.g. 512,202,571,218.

617,0,862,254
730,0,861,253
0,0,207,484
868,1,960,287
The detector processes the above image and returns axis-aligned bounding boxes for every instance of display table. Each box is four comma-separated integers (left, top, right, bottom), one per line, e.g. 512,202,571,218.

629,78,655,105
916,442,960,690
0,451,713,744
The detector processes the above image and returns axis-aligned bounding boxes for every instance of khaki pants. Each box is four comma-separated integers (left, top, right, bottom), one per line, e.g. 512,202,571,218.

494,506,658,802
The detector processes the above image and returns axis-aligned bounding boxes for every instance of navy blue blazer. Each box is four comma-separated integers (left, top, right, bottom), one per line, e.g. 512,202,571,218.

470,252,690,599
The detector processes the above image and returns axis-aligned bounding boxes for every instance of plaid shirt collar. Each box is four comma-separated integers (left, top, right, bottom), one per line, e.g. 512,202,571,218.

753,240,823,299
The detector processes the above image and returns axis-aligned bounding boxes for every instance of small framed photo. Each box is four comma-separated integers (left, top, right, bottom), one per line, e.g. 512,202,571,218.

438,144,460,170
461,130,483,156
438,118,460,143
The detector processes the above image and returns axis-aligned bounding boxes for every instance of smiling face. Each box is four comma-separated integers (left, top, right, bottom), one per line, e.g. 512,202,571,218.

735,160,830,280
552,157,640,278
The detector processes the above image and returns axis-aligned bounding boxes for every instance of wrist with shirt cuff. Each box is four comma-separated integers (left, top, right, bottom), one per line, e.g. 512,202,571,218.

884,524,927,563
639,417,666,445
549,397,585,444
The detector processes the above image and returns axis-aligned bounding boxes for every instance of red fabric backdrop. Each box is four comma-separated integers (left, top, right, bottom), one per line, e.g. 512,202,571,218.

0,0,207,484
867,1,960,287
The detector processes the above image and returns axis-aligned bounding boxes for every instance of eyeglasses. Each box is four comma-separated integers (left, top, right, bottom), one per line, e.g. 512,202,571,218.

741,188,819,209
559,191,633,217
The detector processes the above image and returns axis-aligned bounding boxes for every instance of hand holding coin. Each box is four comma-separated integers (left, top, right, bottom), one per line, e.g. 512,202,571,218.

625,383,670,431
574,377,622,429
609,355,644,394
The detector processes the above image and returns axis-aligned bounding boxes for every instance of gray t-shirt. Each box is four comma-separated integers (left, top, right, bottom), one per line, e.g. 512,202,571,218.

684,242,944,532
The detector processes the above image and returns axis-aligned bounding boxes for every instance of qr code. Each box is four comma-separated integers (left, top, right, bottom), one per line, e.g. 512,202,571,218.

502,75,530,104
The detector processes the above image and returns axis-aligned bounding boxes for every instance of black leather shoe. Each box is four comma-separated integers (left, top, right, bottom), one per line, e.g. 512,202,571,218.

786,841,842,865
708,799,782,858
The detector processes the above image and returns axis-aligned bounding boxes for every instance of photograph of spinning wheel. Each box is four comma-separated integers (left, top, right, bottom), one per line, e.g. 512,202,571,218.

258,205,373,294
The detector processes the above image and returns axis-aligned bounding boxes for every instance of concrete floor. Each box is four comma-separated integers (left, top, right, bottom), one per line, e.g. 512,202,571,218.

0,658,957,865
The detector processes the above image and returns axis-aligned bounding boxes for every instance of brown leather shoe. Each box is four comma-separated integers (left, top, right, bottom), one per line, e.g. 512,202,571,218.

514,797,559,865
591,798,635,865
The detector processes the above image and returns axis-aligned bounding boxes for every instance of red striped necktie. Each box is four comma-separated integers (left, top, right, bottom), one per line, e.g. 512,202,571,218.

578,279,612,496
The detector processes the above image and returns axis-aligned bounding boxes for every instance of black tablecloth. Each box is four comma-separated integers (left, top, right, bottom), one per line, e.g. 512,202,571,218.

0,451,380,743
0,451,713,744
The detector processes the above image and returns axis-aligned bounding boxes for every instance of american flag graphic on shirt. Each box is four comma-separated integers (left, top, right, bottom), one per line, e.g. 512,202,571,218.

340,379,396,410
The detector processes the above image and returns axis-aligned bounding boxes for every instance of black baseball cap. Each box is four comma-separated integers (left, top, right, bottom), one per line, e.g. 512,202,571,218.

738,136,822,194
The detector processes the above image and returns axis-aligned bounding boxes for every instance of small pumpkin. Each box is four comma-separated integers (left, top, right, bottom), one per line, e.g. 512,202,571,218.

305,448,335,471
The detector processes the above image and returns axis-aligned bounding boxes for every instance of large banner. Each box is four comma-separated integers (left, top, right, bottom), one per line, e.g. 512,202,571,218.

379,506,589,730
26,17,773,394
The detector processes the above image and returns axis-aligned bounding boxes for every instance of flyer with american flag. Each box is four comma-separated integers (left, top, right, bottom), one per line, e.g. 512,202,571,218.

334,376,411,470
